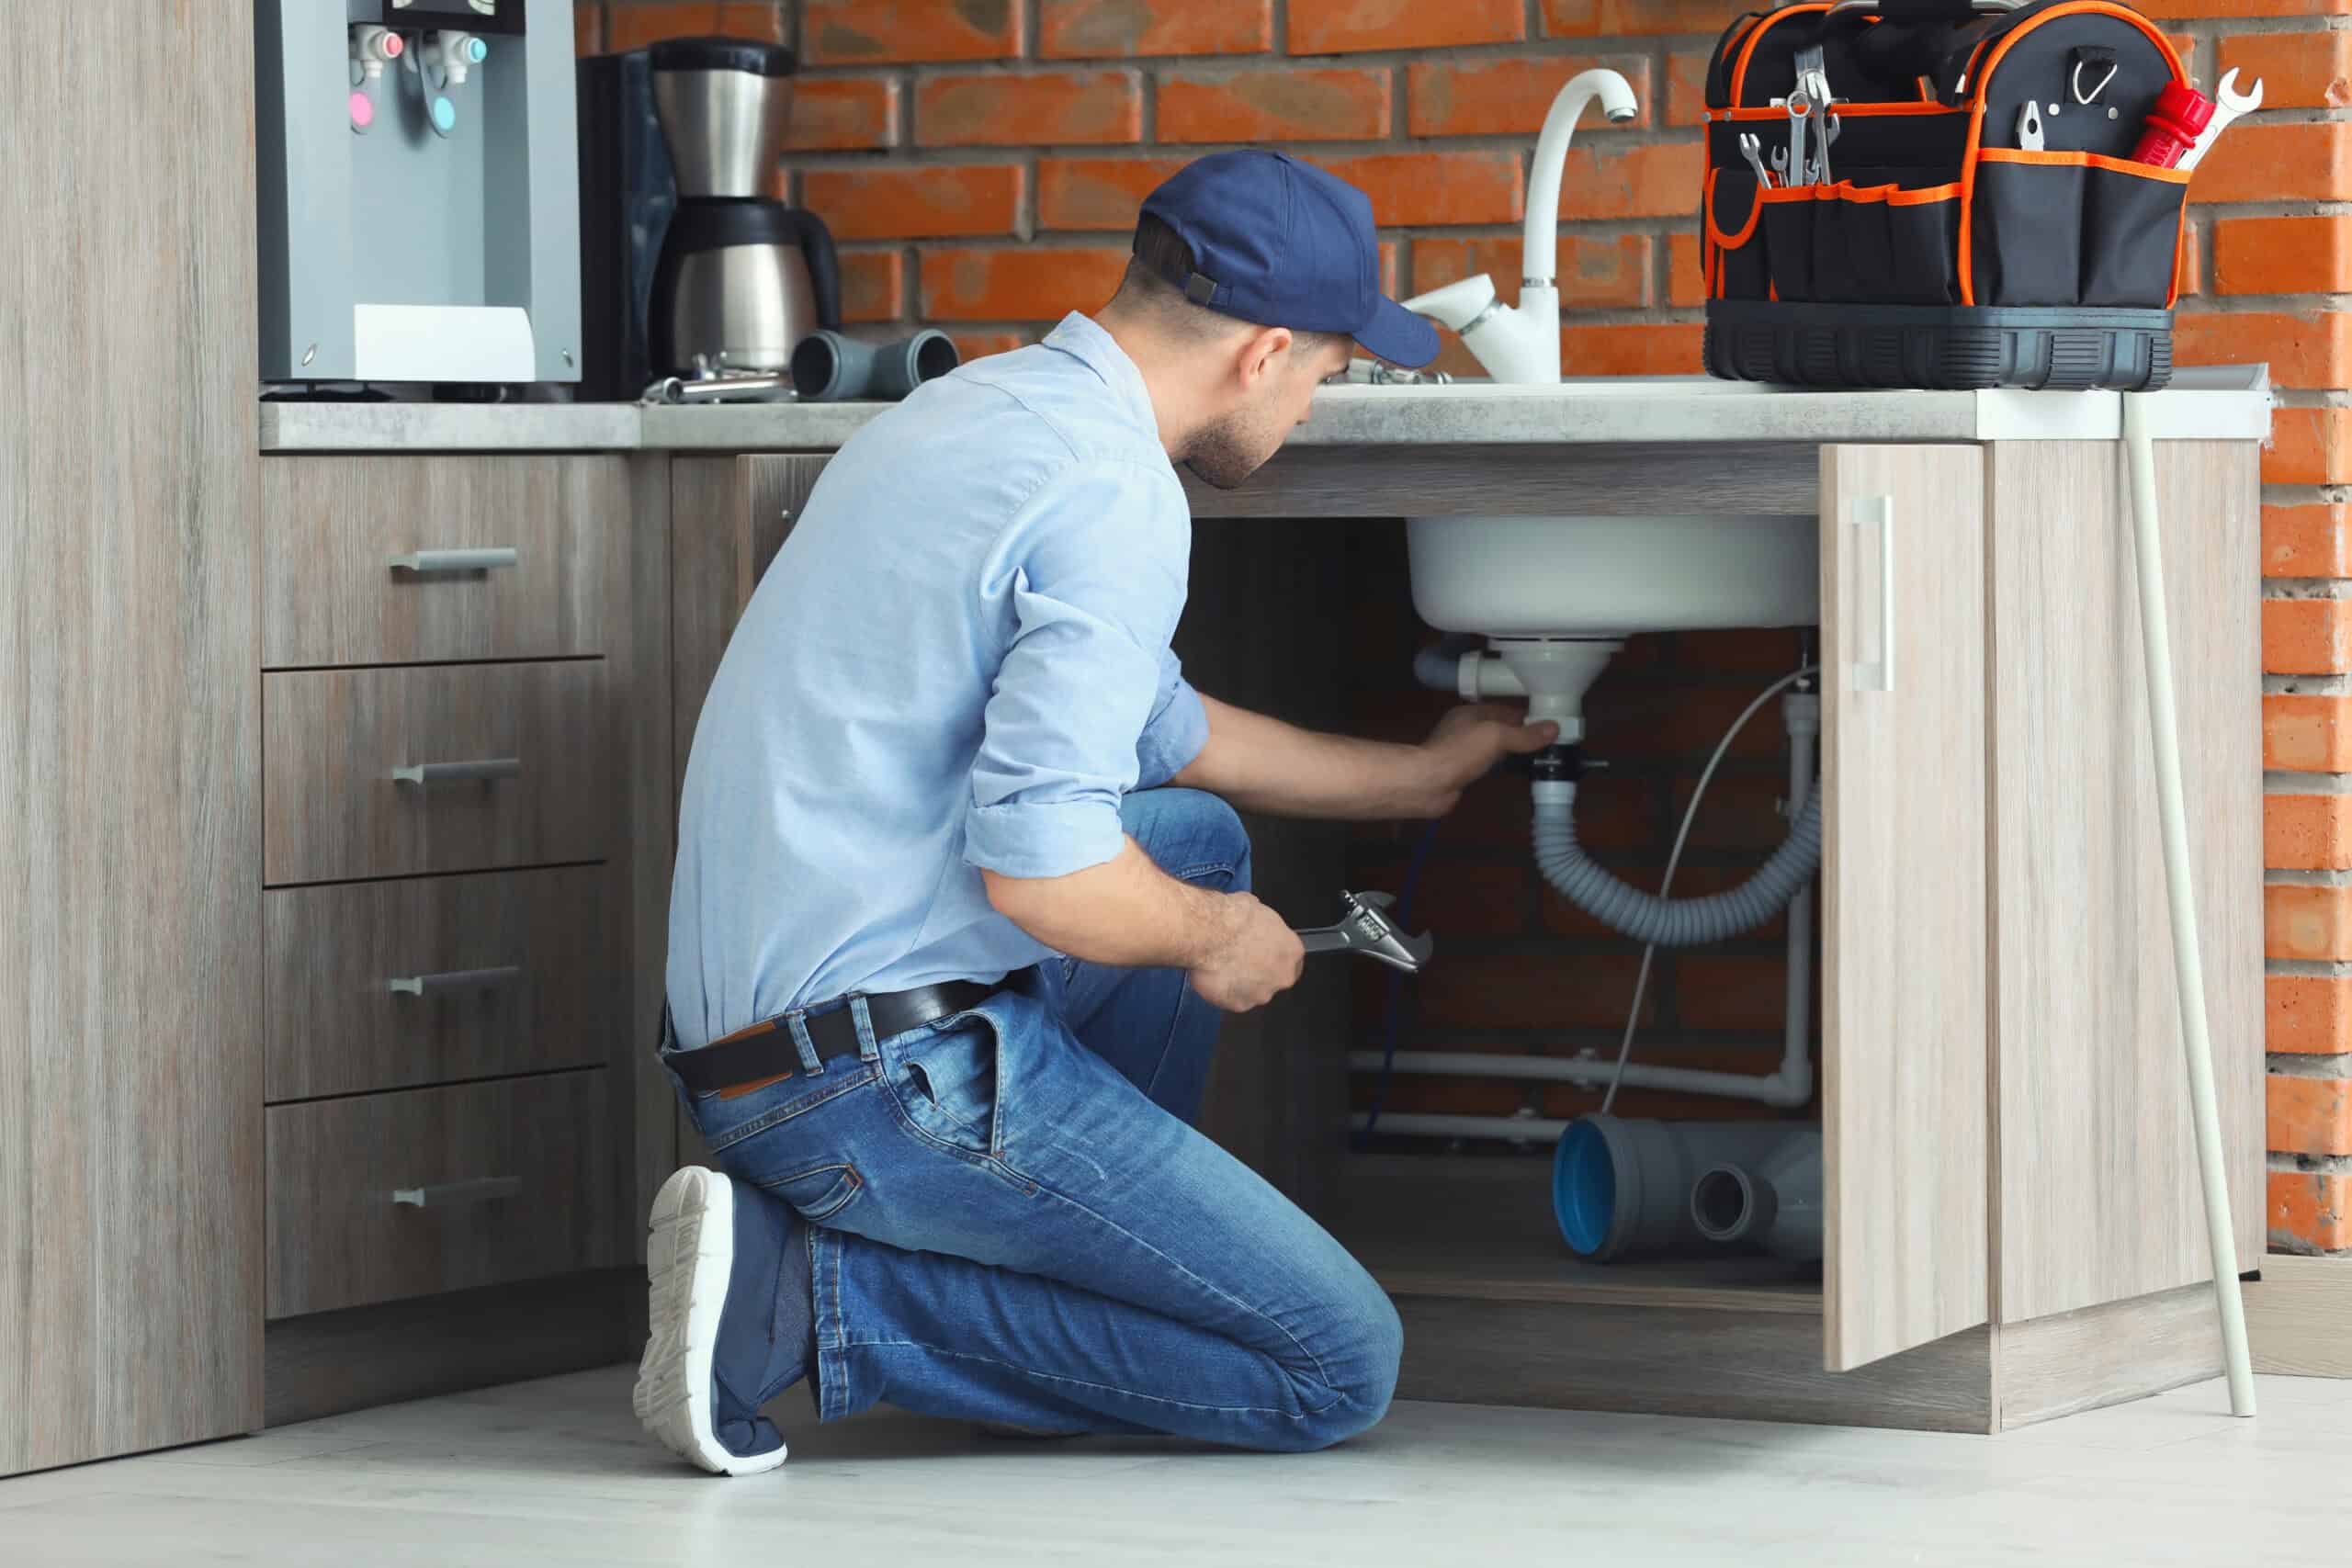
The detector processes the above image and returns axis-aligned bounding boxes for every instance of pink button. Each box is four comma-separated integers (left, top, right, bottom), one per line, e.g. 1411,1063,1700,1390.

379,31,403,56
349,90,374,129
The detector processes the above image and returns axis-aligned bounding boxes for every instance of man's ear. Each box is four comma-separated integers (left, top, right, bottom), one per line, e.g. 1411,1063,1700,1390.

1236,325,1294,389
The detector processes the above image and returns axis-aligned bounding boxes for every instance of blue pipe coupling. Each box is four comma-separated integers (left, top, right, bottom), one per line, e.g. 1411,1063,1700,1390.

789,328,959,402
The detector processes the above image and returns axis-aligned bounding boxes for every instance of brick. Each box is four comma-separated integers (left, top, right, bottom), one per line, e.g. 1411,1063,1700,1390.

2270,1073,2352,1156
2188,121,2352,206
2218,29,2352,109
1304,152,1524,226
2270,974,2352,1055
1041,0,1272,57
838,250,908,323
2269,1168,2352,1251
1408,951,1655,1032
1673,770,1792,853
786,78,902,152
2138,0,2352,15
948,330,1030,361
2173,310,2352,389
802,0,1017,64
2267,884,2352,962
1675,954,1792,1033
2214,217,2352,297
1666,49,1710,127
2267,793,2352,871
2267,407,2352,487
919,70,1142,146
2265,505,2352,580
1037,155,1191,230
1668,231,1705,308
1159,67,1392,143
922,244,1129,320
801,164,1023,240
574,2,603,53
2268,694,2352,773
604,1,784,51
1562,322,1708,377
1558,141,1709,220
1408,55,1649,137
1346,858,1532,940
1288,0,1524,53
2264,597,2352,675
1543,0,1738,36
1415,235,1649,311
2177,214,2202,299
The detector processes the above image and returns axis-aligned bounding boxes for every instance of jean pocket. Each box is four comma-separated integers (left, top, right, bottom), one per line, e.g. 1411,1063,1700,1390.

759,1161,864,1223
889,1010,1004,1160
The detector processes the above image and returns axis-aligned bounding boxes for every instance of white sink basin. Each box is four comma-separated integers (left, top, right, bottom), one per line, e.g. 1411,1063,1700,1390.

1408,513,1818,639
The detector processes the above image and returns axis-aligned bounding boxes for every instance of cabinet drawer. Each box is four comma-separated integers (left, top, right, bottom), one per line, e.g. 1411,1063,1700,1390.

263,660,612,886
265,865,623,1101
266,1070,614,1318
263,456,628,669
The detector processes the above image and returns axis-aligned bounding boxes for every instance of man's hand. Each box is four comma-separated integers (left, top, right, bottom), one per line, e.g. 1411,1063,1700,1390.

1402,704,1560,818
1188,892,1306,1012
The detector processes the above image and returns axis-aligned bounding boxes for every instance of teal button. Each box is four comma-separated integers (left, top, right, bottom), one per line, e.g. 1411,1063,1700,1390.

431,96,457,133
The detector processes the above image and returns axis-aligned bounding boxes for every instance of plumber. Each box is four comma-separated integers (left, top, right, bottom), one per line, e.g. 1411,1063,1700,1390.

640,150,1555,1475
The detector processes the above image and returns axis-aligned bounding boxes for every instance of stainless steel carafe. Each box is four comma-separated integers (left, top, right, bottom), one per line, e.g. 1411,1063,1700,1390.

646,37,838,377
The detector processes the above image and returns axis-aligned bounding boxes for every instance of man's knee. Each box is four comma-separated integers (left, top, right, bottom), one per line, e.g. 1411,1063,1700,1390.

1122,787,1251,894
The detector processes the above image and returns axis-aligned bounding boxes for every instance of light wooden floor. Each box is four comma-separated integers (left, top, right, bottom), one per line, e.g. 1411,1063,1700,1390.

3,1365,2341,1564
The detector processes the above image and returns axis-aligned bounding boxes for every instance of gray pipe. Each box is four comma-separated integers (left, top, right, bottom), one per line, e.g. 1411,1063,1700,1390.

1532,784,1821,948
1690,1127,1822,1261
1554,1114,1807,1261
789,328,959,401
1412,634,1484,694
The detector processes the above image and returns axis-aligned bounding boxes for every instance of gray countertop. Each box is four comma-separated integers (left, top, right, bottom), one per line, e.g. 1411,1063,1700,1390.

258,375,2274,454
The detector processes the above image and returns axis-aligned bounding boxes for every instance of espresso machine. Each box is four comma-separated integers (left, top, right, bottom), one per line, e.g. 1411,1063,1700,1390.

577,37,838,399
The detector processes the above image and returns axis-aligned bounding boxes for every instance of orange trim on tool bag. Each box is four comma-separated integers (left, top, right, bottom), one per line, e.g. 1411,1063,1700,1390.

1975,147,2193,183
1708,101,1963,122
1728,0,1834,107
1707,170,1768,252
1955,2,2188,306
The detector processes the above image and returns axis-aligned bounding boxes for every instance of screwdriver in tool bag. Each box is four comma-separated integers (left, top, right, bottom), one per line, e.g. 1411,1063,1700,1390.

2132,81,2215,168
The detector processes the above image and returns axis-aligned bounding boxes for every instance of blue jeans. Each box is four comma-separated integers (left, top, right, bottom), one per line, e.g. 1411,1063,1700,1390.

661,788,1401,1451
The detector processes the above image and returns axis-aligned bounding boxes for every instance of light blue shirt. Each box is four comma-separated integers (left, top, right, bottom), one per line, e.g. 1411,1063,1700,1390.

666,313,1210,1050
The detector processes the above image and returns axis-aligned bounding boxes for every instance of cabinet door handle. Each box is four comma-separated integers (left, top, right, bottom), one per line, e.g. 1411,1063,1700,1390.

386,964,523,997
390,547,518,574
1850,495,1895,694
390,757,522,785
390,1176,523,1209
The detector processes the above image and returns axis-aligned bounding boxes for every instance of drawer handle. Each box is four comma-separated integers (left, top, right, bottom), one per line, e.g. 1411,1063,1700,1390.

390,547,518,575
387,964,523,997
391,758,522,785
1850,495,1896,694
391,1176,524,1209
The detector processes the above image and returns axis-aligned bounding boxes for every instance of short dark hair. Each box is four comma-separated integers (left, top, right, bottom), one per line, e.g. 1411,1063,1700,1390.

1115,213,1351,357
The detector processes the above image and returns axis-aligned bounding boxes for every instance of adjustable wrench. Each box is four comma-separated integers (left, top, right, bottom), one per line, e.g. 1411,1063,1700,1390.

1295,891,1434,975
2179,68,2262,173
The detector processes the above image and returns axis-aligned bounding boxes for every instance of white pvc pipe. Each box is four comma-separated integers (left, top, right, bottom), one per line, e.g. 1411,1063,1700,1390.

2122,393,2256,1418
1779,695,1819,1094
1348,1112,1569,1144
1345,1050,1810,1107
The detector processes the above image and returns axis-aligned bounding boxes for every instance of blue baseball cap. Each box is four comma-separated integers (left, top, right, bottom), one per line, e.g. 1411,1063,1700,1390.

1139,151,1440,369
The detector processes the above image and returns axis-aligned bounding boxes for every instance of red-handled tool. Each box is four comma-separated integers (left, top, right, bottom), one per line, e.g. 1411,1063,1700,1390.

2133,81,2215,168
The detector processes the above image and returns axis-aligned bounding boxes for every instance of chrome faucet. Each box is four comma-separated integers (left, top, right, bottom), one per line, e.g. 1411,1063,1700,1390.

1400,68,1640,384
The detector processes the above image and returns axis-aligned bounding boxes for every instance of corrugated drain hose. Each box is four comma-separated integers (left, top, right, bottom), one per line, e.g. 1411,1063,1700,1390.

1532,783,1821,948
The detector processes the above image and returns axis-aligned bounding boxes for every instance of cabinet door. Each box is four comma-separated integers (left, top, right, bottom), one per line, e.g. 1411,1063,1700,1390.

1820,445,1990,1372
661,456,830,1181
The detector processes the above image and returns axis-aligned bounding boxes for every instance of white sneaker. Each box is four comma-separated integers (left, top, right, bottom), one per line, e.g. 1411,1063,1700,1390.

633,1167,789,1476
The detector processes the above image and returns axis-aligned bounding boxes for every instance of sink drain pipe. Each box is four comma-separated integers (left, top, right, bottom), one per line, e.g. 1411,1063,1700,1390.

1690,1127,1822,1261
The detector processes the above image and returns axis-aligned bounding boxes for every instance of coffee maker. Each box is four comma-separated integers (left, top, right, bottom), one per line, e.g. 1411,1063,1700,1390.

576,37,837,399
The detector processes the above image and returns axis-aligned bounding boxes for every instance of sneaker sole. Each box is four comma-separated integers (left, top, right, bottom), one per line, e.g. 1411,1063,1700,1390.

634,1167,788,1476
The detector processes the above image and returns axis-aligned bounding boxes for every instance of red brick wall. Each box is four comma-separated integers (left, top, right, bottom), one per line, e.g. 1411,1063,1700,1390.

584,0,2352,1250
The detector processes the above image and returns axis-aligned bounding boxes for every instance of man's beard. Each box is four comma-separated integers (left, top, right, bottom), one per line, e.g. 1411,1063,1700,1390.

1179,409,1273,491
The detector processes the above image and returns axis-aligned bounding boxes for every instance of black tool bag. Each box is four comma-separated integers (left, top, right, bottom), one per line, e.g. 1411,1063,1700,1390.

1700,0,2191,389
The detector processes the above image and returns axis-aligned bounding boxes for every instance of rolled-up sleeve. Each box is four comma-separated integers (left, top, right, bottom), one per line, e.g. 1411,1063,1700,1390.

963,460,1192,880
1136,647,1209,789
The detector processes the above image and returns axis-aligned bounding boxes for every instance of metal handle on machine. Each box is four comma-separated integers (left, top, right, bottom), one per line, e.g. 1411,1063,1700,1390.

1852,495,1895,694
390,757,522,785
390,547,517,574
390,1176,523,1209
386,964,522,998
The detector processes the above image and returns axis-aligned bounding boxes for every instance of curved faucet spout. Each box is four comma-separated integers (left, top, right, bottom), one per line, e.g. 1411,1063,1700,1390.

1524,68,1640,290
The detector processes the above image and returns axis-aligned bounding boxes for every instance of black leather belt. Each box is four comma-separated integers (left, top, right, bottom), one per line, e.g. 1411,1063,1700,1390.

666,978,1005,1096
